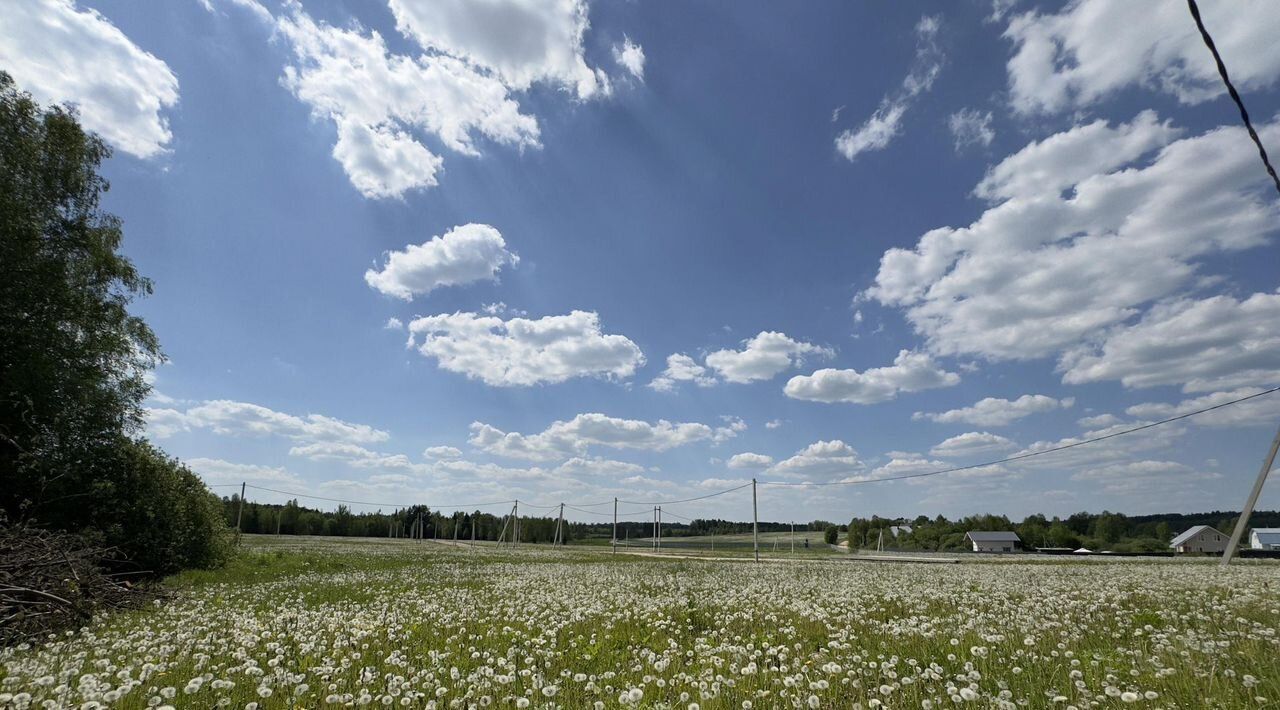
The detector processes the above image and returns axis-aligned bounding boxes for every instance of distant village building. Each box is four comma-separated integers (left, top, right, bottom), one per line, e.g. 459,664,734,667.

1250,528,1280,550
1169,525,1228,554
965,531,1021,553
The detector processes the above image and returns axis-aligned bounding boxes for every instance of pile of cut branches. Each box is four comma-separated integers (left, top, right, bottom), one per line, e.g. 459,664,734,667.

0,524,153,645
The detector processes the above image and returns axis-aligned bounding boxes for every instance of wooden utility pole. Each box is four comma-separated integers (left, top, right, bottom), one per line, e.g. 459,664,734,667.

652,507,657,551
235,481,246,545
513,500,520,548
790,520,795,554
752,478,759,563
1222,422,1280,565
453,514,459,544
470,513,476,549
612,498,618,555
657,506,662,553
497,504,513,547
276,509,282,535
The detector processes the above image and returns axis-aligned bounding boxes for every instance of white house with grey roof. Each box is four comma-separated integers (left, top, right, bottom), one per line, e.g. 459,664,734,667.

964,531,1021,553
1169,525,1227,554
1250,528,1280,550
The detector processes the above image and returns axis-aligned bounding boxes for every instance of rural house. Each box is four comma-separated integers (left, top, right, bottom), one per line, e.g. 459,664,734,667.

964,531,1021,553
1170,525,1228,554
1250,528,1280,550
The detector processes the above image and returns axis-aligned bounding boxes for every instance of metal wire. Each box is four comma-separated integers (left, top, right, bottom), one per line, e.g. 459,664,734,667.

618,481,753,506
240,483,513,510
761,386,1280,487
1187,0,1280,196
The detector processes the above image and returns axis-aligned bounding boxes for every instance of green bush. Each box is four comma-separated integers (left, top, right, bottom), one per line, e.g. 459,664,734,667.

824,526,838,545
0,72,229,577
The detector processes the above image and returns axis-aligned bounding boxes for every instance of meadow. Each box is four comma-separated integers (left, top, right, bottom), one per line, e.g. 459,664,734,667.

1,535,1277,709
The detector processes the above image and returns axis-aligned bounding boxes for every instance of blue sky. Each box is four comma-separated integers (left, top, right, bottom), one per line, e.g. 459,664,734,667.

5,0,1280,524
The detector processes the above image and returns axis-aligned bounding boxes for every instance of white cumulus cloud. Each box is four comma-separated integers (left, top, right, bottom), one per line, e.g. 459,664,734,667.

0,0,179,159
705,331,834,384
784,350,960,404
1062,292,1280,392
1004,0,1280,115
648,354,716,392
406,310,644,387
1124,387,1280,428
186,458,305,487
650,332,830,391
929,431,1017,458
147,400,389,445
386,0,610,98
365,224,518,300
468,413,716,462
275,7,540,199
768,440,864,480
727,452,774,470
424,445,463,459
865,116,1280,374
914,394,1073,426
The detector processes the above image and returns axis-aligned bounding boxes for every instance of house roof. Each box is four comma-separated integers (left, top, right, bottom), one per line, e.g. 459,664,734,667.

965,531,1020,542
1252,528,1280,543
1169,525,1221,547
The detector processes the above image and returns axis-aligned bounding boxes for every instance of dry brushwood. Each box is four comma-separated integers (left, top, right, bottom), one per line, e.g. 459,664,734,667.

0,524,153,645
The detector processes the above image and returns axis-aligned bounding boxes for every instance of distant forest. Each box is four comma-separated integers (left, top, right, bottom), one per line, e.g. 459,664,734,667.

221,496,832,543
223,496,1280,553
848,510,1280,553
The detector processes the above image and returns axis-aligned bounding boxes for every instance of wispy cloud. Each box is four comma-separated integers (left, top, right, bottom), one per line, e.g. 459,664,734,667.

835,15,943,161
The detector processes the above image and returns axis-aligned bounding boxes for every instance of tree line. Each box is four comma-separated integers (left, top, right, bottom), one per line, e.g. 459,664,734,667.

223,497,835,543
225,498,554,543
847,509,1280,553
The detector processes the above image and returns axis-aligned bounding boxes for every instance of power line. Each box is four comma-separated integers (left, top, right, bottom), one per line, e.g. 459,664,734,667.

219,387,1277,512
761,385,1280,488
1187,0,1280,197
517,501,563,510
655,509,695,522
564,503,651,517
238,483,512,510
619,481,753,506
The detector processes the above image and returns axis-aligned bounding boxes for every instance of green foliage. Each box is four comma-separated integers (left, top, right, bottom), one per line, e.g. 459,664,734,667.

844,509,1280,553
88,439,231,574
823,525,838,545
0,72,227,575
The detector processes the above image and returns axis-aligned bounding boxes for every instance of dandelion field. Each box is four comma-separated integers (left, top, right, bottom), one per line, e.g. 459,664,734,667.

2,536,1277,709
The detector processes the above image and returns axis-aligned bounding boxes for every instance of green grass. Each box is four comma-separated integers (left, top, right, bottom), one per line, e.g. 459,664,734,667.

2,534,1277,709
